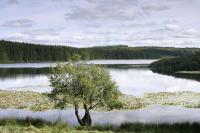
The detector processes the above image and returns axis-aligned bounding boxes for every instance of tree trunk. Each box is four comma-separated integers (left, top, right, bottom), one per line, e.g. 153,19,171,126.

74,104,92,126
81,109,92,126
75,104,82,125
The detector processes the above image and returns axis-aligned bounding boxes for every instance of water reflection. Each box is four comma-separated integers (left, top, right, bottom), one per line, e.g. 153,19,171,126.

110,68,200,96
152,69,200,82
1,67,200,96
0,60,157,68
0,75,51,93
0,68,51,78
1,105,200,125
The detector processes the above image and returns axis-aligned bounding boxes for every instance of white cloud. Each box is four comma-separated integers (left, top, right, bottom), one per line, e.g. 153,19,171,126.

1,19,35,28
142,3,170,12
0,0,200,47
164,24,181,31
22,28,59,36
184,28,197,35
65,0,142,20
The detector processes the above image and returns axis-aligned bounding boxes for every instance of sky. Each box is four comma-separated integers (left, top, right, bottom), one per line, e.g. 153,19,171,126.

0,0,200,47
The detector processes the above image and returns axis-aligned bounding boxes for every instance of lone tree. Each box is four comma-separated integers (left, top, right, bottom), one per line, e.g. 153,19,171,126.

48,61,120,126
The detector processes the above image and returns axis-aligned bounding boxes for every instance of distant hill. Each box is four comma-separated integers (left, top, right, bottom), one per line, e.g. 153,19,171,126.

0,40,199,63
150,52,200,73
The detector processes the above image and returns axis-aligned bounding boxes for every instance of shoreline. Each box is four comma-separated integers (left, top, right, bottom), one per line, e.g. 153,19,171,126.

176,71,200,75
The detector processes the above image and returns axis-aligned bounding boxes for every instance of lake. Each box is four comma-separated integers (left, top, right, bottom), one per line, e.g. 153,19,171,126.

1,105,200,125
0,59,156,68
0,59,200,96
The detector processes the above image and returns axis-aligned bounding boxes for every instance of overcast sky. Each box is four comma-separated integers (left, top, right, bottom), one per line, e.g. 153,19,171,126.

0,0,200,47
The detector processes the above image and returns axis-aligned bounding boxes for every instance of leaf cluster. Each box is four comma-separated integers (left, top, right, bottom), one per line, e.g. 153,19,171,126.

49,62,120,110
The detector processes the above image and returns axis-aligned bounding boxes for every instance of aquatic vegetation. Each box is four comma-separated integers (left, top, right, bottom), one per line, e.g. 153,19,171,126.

118,95,149,110
0,90,54,111
144,91,200,108
117,91,200,110
1,90,200,111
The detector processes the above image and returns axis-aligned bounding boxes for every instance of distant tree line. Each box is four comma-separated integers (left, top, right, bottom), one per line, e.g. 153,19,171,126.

0,40,199,62
150,52,200,73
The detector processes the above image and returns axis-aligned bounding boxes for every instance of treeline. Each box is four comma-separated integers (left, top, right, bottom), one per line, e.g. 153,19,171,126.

83,46,199,60
0,40,199,62
150,52,200,73
0,40,78,62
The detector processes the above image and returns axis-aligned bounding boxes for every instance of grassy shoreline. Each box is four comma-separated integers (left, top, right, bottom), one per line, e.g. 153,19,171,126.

1,90,200,111
0,118,200,133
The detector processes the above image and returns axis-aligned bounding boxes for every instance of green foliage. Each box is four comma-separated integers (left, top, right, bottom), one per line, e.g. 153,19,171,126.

150,52,200,73
0,47,8,62
0,119,72,133
49,62,120,110
0,40,76,62
107,100,123,110
1,118,200,133
85,122,200,133
0,118,52,128
49,62,120,126
70,53,81,62
0,40,199,62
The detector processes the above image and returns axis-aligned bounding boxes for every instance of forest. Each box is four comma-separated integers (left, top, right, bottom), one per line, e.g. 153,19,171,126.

0,40,199,63
150,52,200,73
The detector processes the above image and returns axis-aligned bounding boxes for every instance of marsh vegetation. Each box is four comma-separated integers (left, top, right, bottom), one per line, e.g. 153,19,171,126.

1,90,200,111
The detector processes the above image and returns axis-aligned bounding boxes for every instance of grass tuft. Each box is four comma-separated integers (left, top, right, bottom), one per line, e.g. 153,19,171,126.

1,118,200,133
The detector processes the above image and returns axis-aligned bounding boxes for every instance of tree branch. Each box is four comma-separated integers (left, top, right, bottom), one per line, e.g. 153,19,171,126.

89,103,98,110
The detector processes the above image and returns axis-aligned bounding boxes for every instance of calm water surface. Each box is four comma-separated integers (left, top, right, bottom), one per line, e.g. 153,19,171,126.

1,60,200,124
0,59,157,68
0,59,200,96
1,105,200,125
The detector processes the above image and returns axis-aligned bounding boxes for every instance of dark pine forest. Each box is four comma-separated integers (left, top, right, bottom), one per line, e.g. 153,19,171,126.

0,40,199,63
